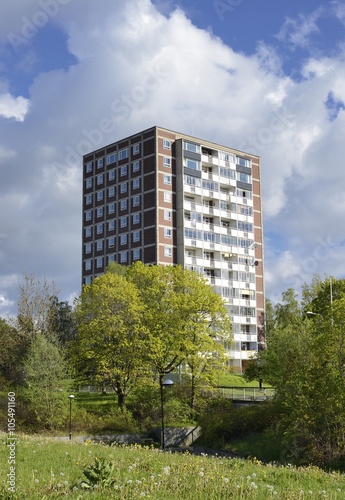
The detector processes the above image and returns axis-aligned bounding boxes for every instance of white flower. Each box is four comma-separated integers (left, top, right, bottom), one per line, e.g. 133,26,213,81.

163,466,170,475
224,477,229,483
199,471,204,477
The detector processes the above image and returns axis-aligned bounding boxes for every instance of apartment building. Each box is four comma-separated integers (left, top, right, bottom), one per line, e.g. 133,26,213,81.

82,126,265,372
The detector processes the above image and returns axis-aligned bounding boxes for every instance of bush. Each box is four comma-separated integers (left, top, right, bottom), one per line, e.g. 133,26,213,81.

197,399,279,448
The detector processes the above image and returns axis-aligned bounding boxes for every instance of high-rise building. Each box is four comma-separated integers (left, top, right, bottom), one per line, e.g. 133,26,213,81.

82,126,264,372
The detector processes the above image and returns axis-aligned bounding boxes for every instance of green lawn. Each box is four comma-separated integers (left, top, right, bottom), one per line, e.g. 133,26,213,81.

1,434,344,499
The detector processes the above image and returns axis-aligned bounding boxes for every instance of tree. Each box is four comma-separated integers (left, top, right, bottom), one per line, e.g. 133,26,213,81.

126,262,231,408
15,274,59,342
73,272,150,409
0,319,28,386
48,297,77,346
23,333,69,429
251,278,345,466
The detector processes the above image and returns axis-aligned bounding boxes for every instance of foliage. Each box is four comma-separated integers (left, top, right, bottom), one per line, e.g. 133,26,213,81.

22,334,70,430
73,272,150,409
126,262,232,408
15,274,59,342
248,276,345,467
1,437,345,499
197,398,278,448
77,457,115,489
0,318,28,386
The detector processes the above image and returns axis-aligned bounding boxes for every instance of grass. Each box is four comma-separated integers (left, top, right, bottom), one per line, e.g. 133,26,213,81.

1,433,345,499
217,373,268,387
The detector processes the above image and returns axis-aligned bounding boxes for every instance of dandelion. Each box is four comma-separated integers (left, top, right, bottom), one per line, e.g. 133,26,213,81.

224,478,229,483
163,466,170,475
65,452,69,455
34,479,39,483
60,472,64,477
252,473,256,478
199,471,204,477
250,482,258,489
337,488,341,492
127,480,133,485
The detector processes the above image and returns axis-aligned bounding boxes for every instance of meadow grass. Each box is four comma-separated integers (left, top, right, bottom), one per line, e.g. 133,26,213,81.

1,433,344,499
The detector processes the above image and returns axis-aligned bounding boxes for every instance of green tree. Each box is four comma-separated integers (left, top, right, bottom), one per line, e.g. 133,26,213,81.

73,272,150,409
0,319,28,386
126,262,231,408
253,278,345,466
23,333,69,429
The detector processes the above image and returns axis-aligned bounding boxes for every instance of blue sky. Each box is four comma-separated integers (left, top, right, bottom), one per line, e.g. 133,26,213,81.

0,0,345,315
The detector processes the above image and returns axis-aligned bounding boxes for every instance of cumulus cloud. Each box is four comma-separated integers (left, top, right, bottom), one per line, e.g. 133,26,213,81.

0,0,345,314
276,8,323,50
0,92,30,121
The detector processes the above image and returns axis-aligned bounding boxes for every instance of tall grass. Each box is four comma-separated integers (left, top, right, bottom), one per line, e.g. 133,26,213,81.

1,434,344,499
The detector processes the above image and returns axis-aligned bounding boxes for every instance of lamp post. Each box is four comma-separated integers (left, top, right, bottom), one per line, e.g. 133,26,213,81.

160,378,174,450
69,395,74,441
306,311,324,320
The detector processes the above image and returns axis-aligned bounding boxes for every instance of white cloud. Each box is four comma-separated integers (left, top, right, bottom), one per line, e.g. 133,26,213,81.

0,92,30,121
0,0,345,313
276,8,323,50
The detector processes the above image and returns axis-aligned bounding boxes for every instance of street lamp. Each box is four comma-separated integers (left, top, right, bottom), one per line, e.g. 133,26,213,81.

306,311,324,320
160,378,174,450
69,395,75,441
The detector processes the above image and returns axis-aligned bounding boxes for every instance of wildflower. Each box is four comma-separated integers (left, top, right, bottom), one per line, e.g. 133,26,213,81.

252,473,256,478
127,480,133,485
60,472,64,477
337,488,341,492
199,471,204,477
224,478,229,483
140,494,146,498
65,452,69,455
34,479,39,483
250,482,257,489
163,466,170,475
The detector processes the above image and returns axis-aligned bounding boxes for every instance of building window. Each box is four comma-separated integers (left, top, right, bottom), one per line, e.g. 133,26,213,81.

118,148,129,160
97,158,103,168
108,237,115,248
120,251,127,263
107,153,117,165
133,230,140,242
164,192,171,202
163,157,171,167
85,210,92,221
108,203,115,214
132,178,140,190
132,144,140,155
108,255,115,263
85,260,92,270
120,199,127,211
108,186,115,197
164,210,171,220
97,240,103,251
133,248,141,261
108,169,115,181
97,207,103,218
164,228,172,239
183,141,200,154
96,257,103,268
97,223,103,234
85,227,92,237
164,174,171,185
108,220,115,231
163,139,171,150
85,243,91,254
133,213,140,225
132,195,140,207
120,182,127,193
97,190,103,201
97,174,103,185
132,160,140,172
120,165,127,177
86,194,92,205
120,216,127,228
120,234,127,245
185,159,200,170
86,178,92,188
85,162,92,173
85,276,92,285
164,247,172,257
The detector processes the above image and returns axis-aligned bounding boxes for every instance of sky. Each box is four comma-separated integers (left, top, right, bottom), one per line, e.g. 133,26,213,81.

0,0,345,316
